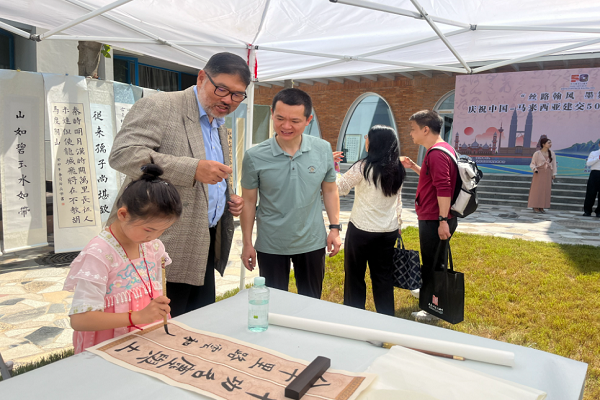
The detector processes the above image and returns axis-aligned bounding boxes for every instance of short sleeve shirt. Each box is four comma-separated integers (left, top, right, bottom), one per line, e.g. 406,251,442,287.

241,134,336,255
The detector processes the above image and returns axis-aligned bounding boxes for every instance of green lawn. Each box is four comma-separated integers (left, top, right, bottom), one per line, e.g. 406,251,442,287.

282,227,600,400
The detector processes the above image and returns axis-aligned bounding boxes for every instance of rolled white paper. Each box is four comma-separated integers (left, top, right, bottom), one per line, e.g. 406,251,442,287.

269,313,515,367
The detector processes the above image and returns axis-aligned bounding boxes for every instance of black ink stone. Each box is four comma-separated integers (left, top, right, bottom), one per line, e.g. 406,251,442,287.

285,356,330,399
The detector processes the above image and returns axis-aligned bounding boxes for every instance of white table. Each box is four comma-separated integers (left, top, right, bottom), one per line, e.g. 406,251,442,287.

1,289,587,399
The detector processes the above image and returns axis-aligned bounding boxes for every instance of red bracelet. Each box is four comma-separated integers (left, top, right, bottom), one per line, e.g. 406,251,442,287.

128,310,143,331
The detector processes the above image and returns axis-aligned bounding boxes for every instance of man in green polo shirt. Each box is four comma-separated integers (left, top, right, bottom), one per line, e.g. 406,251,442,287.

240,88,342,298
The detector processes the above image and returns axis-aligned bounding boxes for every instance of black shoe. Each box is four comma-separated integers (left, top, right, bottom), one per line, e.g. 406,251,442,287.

582,213,592,217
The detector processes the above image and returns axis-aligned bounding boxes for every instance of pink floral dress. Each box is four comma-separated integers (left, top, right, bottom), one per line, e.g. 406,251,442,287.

63,229,171,354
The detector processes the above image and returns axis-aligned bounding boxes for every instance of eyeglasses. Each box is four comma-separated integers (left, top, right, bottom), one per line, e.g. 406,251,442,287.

205,72,247,102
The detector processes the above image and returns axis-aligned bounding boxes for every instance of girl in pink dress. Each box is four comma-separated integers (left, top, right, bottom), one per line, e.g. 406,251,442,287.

63,164,182,354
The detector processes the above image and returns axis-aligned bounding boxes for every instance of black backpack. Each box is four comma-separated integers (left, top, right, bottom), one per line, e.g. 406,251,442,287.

426,146,484,218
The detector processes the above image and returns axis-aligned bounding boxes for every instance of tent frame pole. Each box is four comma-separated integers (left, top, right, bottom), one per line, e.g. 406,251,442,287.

39,0,134,40
474,36,600,73
0,20,33,39
408,0,472,73
239,46,257,291
259,27,469,81
331,0,469,29
476,25,600,34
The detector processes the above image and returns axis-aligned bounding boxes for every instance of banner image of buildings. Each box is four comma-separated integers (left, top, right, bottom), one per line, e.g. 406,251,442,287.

453,68,600,176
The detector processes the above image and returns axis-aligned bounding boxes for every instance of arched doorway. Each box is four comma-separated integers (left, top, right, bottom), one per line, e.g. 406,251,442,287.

336,93,397,165
416,90,455,165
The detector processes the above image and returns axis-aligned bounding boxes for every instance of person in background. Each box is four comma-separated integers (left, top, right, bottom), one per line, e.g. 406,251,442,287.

64,164,181,353
528,138,557,214
401,110,458,323
336,125,405,315
582,140,600,217
240,88,341,299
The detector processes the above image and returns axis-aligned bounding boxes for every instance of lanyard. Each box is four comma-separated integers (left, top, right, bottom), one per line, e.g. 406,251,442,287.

108,226,154,300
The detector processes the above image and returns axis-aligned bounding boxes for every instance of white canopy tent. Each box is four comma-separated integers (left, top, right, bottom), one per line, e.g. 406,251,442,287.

2,0,600,81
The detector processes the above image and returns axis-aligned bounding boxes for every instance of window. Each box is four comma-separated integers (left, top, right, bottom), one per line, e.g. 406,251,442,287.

114,55,196,91
0,29,15,70
337,94,396,163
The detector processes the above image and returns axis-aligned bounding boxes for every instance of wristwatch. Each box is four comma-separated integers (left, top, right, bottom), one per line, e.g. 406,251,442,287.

438,216,448,222
329,224,342,232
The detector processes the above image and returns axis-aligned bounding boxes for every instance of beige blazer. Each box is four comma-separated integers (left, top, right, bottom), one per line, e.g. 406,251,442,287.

108,86,235,286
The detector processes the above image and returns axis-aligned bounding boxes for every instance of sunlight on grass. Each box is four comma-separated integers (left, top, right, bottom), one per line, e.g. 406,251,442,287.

308,227,599,400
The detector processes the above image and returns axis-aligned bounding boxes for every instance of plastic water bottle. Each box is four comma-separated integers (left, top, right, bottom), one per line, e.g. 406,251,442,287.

248,277,270,332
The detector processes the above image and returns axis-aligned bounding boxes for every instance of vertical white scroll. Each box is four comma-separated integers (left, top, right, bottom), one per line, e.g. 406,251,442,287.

0,70,48,252
44,74,101,253
112,82,136,133
87,79,121,223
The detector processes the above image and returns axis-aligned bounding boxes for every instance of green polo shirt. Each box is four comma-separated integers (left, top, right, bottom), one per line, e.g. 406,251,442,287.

241,134,336,255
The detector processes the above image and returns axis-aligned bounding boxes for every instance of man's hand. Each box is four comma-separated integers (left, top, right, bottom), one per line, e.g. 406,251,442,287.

438,221,451,240
401,156,416,169
195,160,232,185
326,229,342,257
241,243,257,271
228,194,244,217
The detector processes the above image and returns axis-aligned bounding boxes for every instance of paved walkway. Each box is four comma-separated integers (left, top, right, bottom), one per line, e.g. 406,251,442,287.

1,200,599,366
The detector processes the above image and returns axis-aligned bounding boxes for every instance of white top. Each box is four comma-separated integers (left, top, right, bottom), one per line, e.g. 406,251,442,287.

587,149,600,171
336,161,402,233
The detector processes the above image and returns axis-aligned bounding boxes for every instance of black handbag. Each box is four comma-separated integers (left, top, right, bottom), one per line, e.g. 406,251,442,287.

418,241,464,324
392,234,422,290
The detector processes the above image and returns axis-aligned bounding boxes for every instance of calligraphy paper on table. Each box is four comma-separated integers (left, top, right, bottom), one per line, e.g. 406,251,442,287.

88,320,374,400
87,79,122,223
0,70,48,252
44,74,102,252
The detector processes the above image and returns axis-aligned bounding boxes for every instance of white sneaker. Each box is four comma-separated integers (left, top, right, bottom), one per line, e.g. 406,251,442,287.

411,310,440,323
410,289,420,298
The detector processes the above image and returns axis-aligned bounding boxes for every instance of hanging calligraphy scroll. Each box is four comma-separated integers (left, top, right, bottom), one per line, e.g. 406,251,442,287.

89,321,374,400
44,74,101,252
113,82,139,133
87,79,122,223
0,70,48,252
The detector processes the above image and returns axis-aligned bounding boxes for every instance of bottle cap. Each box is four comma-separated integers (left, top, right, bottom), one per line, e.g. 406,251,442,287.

254,277,265,286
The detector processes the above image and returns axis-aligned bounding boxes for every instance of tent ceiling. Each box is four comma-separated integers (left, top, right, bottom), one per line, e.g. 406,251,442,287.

1,0,600,82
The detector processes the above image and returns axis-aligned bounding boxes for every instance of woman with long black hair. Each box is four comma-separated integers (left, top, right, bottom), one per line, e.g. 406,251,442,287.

336,125,406,315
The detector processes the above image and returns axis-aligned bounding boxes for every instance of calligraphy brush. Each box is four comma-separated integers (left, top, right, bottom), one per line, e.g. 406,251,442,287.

367,340,465,361
162,262,174,336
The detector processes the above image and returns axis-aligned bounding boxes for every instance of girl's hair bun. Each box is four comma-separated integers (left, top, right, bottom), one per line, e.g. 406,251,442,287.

140,163,164,181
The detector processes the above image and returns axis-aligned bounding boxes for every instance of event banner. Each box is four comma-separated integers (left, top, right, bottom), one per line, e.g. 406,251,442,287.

44,74,102,252
0,71,48,252
87,79,122,224
454,68,600,176
89,321,373,400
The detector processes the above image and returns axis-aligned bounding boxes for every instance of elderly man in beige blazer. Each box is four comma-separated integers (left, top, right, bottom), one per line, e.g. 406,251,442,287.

108,52,250,317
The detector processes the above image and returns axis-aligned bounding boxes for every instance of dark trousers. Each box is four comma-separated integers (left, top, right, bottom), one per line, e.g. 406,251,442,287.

256,248,326,299
418,218,458,299
343,222,397,316
167,227,216,318
583,170,600,215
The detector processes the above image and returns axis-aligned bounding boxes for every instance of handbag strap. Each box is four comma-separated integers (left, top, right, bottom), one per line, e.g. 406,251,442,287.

432,240,453,271
396,232,406,250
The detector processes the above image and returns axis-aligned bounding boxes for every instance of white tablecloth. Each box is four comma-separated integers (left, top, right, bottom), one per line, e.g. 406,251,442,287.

1,289,587,400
